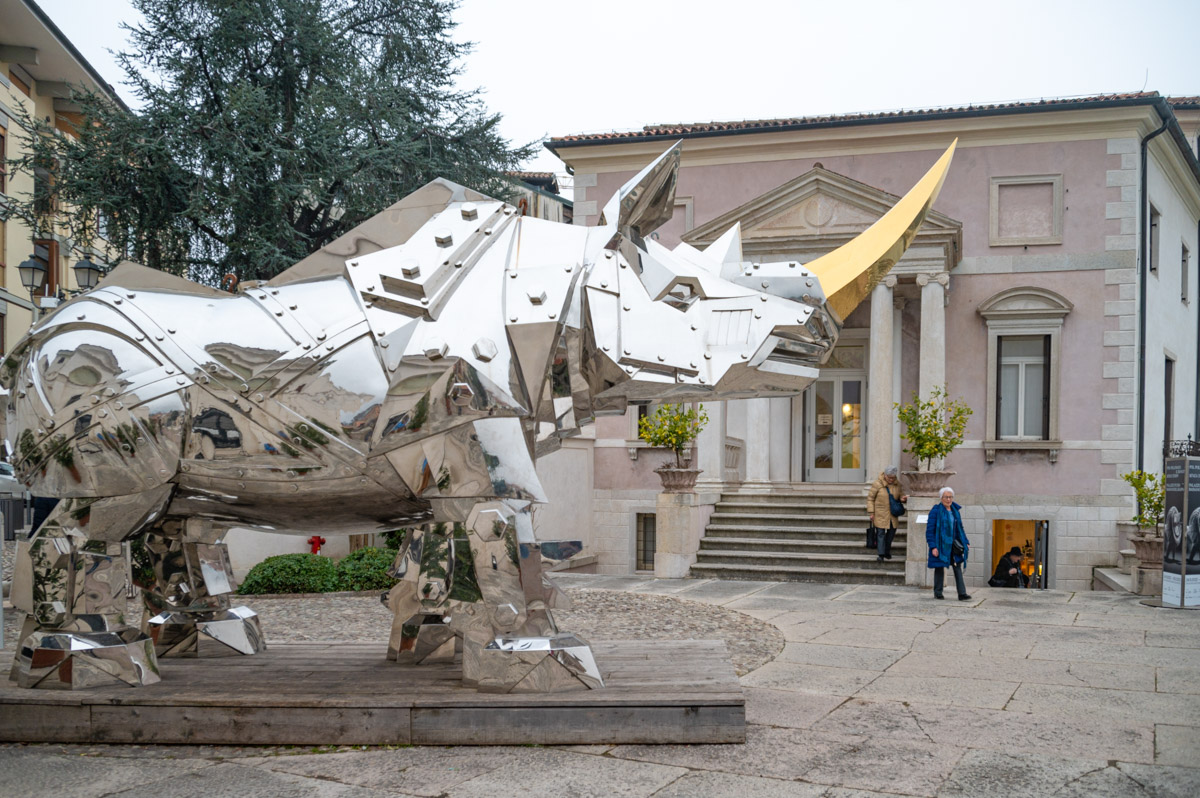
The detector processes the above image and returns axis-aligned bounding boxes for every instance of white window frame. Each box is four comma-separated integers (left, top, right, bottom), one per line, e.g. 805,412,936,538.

989,175,1064,247
997,336,1047,441
978,287,1073,463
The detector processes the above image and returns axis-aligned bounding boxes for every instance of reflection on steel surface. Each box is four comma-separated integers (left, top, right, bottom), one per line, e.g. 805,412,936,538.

4,141,954,692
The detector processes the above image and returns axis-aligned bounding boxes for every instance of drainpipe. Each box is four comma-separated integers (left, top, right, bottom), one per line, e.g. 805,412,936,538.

1195,216,1200,440
1136,118,1170,472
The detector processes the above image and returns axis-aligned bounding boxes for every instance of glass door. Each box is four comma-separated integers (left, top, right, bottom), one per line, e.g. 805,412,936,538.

806,376,865,482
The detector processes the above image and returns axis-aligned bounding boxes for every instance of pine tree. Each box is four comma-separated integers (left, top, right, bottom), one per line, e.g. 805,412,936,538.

8,0,534,283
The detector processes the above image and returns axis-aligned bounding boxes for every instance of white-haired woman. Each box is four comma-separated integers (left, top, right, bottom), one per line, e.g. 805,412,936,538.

926,486,971,600
867,465,907,562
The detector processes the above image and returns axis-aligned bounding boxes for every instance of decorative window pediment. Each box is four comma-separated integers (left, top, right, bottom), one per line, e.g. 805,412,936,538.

978,286,1073,320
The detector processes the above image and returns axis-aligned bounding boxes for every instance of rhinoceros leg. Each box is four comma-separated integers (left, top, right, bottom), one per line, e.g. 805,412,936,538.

383,499,602,692
9,500,159,689
138,518,265,658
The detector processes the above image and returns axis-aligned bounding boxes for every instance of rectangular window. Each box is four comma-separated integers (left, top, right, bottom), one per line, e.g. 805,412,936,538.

1149,205,1161,273
0,130,6,193
1165,356,1175,448
32,239,59,299
635,513,656,571
997,335,1049,440
1183,243,1191,303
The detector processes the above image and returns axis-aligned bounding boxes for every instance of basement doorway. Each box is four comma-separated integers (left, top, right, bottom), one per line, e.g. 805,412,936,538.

992,519,1050,589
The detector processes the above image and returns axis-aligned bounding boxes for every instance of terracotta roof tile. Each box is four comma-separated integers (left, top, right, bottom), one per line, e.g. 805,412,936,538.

549,92,1170,147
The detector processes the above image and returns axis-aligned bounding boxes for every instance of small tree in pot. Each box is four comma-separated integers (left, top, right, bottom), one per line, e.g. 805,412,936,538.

638,403,709,492
1121,469,1165,570
894,386,973,494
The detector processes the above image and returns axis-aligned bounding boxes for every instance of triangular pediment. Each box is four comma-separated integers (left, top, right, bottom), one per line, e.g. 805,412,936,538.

683,166,962,271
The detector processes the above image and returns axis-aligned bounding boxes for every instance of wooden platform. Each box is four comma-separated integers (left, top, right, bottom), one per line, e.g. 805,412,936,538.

0,640,744,745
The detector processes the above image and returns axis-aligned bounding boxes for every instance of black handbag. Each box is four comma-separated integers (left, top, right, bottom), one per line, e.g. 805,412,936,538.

886,486,906,517
866,524,878,548
951,538,965,559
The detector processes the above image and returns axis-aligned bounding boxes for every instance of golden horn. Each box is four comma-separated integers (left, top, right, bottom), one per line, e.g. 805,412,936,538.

805,140,957,319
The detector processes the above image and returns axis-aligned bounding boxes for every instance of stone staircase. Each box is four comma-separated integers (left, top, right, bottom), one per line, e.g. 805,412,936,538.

690,486,907,584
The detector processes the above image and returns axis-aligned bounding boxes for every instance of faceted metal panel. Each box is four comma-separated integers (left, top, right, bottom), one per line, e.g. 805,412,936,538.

3,142,953,694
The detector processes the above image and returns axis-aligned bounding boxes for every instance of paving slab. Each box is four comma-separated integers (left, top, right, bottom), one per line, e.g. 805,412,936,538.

934,750,1109,798
1051,762,1200,798
1156,666,1200,693
812,698,1155,764
0,748,212,797
1146,629,1200,648
608,725,835,781
740,660,880,695
669,580,773,604
1154,724,1200,767
725,582,853,609
856,674,1018,710
798,731,961,797
1028,640,1199,668
111,761,394,798
628,578,708,595
807,626,924,651
239,748,524,797
648,771,828,798
445,748,687,798
1111,763,1200,798
1009,682,1200,725
887,651,1155,691
776,641,907,671
742,687,847,729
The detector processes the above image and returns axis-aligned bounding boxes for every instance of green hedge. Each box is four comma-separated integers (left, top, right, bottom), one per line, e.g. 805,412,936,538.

237,548,398,594
237,553,340,594
335,546,398,591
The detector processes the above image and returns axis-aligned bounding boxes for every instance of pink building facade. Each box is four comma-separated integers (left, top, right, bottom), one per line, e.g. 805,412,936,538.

544,94,1200,591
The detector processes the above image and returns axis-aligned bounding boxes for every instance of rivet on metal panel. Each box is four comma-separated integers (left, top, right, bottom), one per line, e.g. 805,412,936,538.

239,383,249,392
275,310,284,316
455,260,464,268
461,202,478,220
165,367,175,374
114,299,122,305
600,281,608,288
509,271,517,278
484,228,493,235
760,295,768,302
136,437,146,445
254,393,264,402
366,285,375,292
510,316,518,322
657,355,665,361
302,343,311,350
604,251,613,259
622,305,630,311
434,229,453,247
548,311,556,319
623,349,631,355
704,353,712,360
287,470,297,478
176,378,185,385
115,402,123,409
527,288,546,305
181,463,189,472
803,294,812,303
127,292,136,298
317,332,326,340
806,279,814,287
289,304,297,311
754,312,762,319
699,377,706,384
379,340,390,348
420,297,429,305
155,334,164,341
472,338,498,362
761,282,770,289
401,260,420,279
77,314,85,320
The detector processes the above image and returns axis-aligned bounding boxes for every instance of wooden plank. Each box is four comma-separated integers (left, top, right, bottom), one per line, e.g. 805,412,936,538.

412,705,746,745
89,705,411,746
0,703,92,742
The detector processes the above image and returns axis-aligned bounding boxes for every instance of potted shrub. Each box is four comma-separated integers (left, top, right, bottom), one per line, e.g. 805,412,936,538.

637,403,709,493
894,386,973,494
1121,469,1165,571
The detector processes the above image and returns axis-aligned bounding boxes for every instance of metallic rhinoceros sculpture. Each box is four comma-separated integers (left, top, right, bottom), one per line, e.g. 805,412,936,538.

5,141,954,691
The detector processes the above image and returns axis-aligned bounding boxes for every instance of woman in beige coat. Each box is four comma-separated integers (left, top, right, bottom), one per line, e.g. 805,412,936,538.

867,466,907,562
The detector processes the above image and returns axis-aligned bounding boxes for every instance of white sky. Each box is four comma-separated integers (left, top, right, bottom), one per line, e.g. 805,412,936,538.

36,0,1200,187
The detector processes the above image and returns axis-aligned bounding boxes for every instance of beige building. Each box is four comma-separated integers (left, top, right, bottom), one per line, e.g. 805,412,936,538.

546,93,1200,592
0,0,124,354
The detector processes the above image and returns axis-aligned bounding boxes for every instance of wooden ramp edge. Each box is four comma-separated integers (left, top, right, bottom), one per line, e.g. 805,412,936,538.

0,640,745,745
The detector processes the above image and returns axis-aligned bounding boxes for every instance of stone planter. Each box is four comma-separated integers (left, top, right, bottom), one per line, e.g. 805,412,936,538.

1130,531,1164,571
901,470,956,496
655,466,702,493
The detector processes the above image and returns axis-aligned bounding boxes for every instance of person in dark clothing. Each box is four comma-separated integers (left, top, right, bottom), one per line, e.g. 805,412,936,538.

989,546,1029,588
926,486,971,601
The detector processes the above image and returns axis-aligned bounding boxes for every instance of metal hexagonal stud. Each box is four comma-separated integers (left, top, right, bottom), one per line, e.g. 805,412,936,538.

434,228,453,247
527,287,547,305
449,382,475,407
400,259,421,279
461,202,478,221
423,338,448,360
472,337,498,362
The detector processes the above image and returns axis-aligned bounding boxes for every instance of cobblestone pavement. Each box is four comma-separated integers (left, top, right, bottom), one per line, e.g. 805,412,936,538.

4,567,1200,797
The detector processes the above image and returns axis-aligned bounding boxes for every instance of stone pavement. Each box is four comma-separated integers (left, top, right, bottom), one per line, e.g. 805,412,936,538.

3,574,1200,797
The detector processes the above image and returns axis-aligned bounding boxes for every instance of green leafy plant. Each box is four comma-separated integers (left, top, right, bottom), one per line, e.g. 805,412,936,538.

637,404,709,468
894,386,973,471
335,546,398,592
238,553,340,594
1121,470,1165,534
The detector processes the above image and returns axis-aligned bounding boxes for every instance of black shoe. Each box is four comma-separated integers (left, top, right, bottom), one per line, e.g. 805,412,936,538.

884,555,893,560
877,555,884,563
958,594,973,601
934,594,944,600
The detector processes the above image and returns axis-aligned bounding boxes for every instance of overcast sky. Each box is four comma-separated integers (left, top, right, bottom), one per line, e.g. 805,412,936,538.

36,0,1200,186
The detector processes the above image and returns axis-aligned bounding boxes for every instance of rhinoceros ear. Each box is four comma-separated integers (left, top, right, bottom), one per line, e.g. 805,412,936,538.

705,223,744,278
600,141,682,246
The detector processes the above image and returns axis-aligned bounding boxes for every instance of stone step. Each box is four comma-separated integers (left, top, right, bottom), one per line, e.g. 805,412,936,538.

694,549,905,570
704,525,891,541
689,561,905,585
708,512,868,527
699,537,907,556
712,501,867,516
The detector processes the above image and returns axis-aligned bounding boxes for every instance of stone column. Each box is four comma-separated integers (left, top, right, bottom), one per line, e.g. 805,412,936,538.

695,400,727,494
742,398,772,493
917,273,949,400
867,277,896,477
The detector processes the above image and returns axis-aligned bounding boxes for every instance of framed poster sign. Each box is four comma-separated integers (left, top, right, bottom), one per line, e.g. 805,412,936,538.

1163,457,1200,608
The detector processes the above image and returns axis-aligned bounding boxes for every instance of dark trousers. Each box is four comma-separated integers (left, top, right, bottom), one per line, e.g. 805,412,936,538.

933,564,966,598
877,526,896,558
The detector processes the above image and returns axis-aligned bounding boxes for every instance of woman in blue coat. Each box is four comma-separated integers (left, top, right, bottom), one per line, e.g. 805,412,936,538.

926,486,972,601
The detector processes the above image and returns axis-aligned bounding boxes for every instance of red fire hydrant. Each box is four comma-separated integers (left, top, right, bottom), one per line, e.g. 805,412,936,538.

307,535,326,554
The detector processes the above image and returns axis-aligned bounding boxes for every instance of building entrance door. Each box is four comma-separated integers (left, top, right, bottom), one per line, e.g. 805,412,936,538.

805,375,866,483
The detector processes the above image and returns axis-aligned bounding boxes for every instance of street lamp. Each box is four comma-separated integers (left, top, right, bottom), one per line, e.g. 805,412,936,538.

72,255,105,291
17,254,48,305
